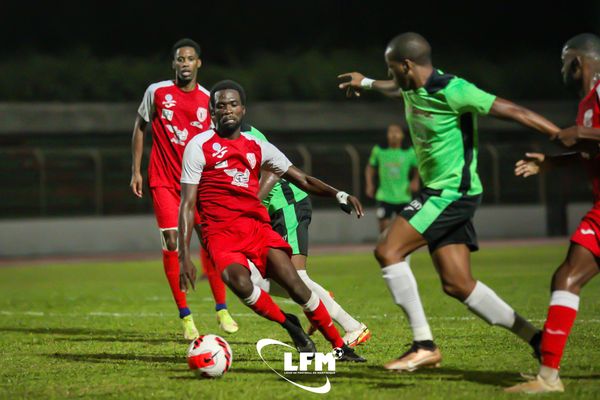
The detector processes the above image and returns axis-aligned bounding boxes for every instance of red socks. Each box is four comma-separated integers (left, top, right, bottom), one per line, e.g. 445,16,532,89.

541,291,580,369
243,287,286,324
304,294,344,348
201,248,227,307
162,250,187,309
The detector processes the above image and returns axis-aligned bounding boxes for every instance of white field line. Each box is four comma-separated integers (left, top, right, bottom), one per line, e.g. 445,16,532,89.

2,310,600,324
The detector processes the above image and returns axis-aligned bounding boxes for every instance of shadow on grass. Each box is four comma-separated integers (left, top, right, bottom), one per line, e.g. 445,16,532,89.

49,352,182,364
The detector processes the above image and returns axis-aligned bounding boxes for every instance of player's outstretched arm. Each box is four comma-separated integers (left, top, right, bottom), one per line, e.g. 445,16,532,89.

257,169,280,201
178,183,199,292
515,152,583,178
555,125,600,147
282,166,364,218
488,98,560,139
338,72,402,99
130,115,146,198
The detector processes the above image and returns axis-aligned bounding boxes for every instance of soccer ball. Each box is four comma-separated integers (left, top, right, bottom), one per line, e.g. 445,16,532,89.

187,334,232,378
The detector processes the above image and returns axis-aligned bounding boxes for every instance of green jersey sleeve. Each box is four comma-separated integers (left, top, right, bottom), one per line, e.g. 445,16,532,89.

445,78,496,115
369,146,380,167
246,126,269,142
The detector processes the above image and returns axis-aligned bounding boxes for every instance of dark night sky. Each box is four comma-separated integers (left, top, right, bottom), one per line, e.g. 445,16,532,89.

4,1,599,60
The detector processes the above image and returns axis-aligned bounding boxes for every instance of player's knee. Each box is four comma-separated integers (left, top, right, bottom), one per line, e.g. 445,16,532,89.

222,268,252,297
552,262,584,293
441,281,470,300
374,243,404,266
160,230,178,252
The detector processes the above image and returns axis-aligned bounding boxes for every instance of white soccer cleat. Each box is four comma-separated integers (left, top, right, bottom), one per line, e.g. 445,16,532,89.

504,375,564,394
342,323,371,347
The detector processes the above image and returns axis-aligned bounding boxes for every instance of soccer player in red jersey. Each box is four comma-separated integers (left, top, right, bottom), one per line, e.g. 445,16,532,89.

130,38,237,339
178,80,366,361
506,33,600,394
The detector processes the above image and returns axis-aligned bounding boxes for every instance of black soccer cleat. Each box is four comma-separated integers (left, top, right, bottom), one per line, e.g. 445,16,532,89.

529,330,542,363
282,313,317,353
336,344,366,362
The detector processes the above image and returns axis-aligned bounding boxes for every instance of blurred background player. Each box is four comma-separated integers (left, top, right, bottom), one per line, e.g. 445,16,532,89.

506,33,600,394
365,123,419,233
130,38,237,339
178,80,365,361
338,32,561,371
244,124,371,348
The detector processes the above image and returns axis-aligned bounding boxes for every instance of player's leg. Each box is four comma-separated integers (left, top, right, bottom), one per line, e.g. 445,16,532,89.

374,199,438,371
506,242,599,393
194,225,238,334
150,187,198,340
274,199,369,345
430,241,539,350
265,248,365,361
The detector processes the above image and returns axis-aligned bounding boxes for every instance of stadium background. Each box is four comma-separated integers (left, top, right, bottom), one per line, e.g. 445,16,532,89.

2,2,599,257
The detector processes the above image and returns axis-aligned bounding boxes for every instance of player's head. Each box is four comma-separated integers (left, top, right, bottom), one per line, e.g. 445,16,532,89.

387,124,404,147
385,32,432,91
209,80,247,135
561,33,600,95
172,38,202,84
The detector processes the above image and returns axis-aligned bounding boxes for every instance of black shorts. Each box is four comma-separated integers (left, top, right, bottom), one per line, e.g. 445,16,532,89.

269,197,312,256
399,188,481,253
376,201,408,220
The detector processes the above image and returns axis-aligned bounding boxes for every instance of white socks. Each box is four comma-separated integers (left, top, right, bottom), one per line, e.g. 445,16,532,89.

302,291,320,312
297,270,362,332
464,281,537,342
381,261,433,341
243,285,261,306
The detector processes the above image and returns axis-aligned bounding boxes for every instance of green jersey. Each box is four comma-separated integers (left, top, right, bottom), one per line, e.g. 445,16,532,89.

368,145,417,204
243,125,308,214
401,70,496,196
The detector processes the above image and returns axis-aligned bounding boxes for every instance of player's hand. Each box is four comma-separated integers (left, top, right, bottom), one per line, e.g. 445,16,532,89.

556,126,580,147
514,153,545,178
365,184,375,199
347,195,364,218
338,72,365,98
130,172,143,198
179,257,197,292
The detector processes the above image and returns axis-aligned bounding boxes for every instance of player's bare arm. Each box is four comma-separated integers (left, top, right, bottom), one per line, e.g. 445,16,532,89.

257,169,280,201
282,165,364,217
488,97,561,138
130,115,146,198
409,167,420,194
364,164,376,198
338,72,402,99
515,152,583,178
178,182,199,292
556,125,600,147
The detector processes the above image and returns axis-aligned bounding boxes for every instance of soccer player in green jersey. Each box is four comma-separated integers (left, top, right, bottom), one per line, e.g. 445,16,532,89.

365,123,419,233
339,32,560,371
244,124,371,347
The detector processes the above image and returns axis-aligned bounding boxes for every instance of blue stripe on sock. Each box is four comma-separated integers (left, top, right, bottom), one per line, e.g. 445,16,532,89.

179,307,191,318
215,304,227,312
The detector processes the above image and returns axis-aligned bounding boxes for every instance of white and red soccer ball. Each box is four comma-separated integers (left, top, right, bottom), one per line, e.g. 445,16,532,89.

187,334,232,378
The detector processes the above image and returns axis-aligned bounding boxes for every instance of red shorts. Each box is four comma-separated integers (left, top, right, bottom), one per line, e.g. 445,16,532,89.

570,206,600,258
150,186,200,230
205,216,292,278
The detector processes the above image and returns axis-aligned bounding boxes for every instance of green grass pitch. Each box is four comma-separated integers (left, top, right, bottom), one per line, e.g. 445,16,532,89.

1,243,599,399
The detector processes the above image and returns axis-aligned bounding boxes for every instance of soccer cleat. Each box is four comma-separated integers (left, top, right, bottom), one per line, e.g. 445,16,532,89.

307,291,334,336
336,345,367,362
529,330,542,363
284,313,317,353
216,309,239,334
384,341,442,372
181,315,200,340
343,323,371,347
504,375,564,393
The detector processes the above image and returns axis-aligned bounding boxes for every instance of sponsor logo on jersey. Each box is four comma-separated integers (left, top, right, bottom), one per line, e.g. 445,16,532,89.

246,153,257,169
162,93,177,108
166,124,188,146
212,143,228,159
224,168,250,188
215,160,228,169
161,109,174,121
580,228,596,236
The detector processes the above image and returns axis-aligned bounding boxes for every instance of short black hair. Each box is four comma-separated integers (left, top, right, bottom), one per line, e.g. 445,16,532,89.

386,32,431,65
564,33,600,59
172,38,201,59
209,80,247,109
